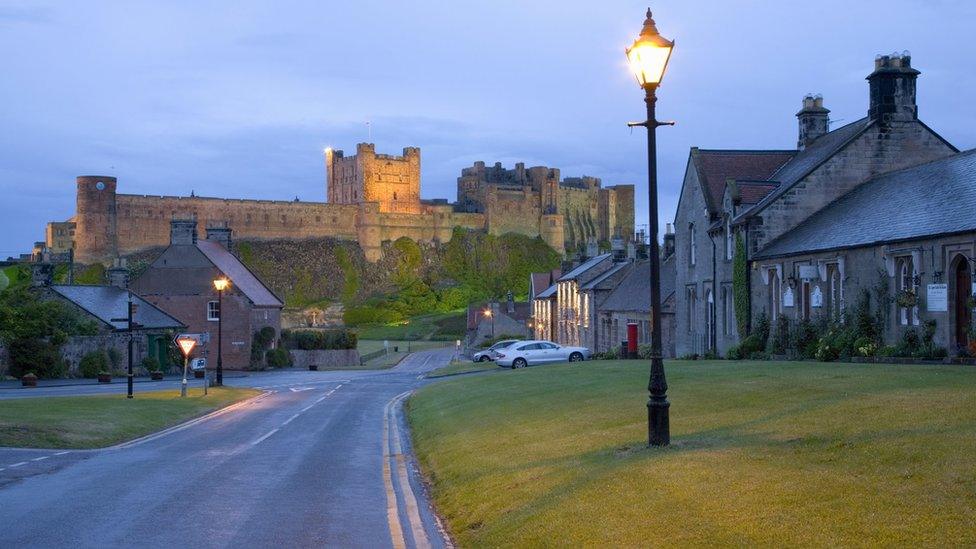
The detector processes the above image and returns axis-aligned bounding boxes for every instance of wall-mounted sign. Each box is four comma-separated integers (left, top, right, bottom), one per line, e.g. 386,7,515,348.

811,286,823,308
798,265,819,280
927,284,948,312
783,287,794,308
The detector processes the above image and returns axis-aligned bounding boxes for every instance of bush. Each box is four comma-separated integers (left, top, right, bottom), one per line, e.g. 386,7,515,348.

281,329,358,351
141,356,160,372
9,338,65,379
637,344,653,360
107,347,122,370
78,351,109,378
265,348,290,368
727,333,765,360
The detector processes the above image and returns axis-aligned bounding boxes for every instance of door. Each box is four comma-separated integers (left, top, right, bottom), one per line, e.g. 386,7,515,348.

518,343,541,364
955,259,972,350
540,342,563,363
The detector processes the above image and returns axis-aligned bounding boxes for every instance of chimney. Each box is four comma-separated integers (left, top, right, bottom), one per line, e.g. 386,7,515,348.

663,223,676,259
107,258,129,289
205,221,233,250
796,94,830,150
170,217,197,246
585,238,599,259
867,51,920,125
611,236,626,261
31,262,53,287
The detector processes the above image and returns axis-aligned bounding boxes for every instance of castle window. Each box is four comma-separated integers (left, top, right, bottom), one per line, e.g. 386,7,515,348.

316,216,321,223
332,217,337,224
689,223,696,266
393,192,398,200
686,286,697,333
207,301,220,321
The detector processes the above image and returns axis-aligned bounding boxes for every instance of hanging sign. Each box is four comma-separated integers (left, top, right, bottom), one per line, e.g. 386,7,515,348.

811,286,823,308
927,284,947,312
783,287,795,308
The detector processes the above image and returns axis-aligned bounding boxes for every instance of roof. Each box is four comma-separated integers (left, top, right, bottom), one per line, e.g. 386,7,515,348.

693,149,795,212
195,240,283,308
50,285,185,330
530,268,561,299
558,253,613,282
755,149,976,259
736,181,781,205
535,284,556,299
744,118,874,215
599,256,676,314
581,261,631,291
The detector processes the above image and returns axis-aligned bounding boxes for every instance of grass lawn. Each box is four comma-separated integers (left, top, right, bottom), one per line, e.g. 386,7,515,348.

426,361,502,378
356,311,466,341
0,387,260,449
408,359,976,546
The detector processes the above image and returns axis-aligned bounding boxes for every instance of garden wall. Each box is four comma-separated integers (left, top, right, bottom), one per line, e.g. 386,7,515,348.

288,349,360,369
62,334,140,375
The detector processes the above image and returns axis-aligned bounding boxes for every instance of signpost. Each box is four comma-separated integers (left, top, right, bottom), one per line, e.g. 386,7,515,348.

174,334,198,398
110,298,142,399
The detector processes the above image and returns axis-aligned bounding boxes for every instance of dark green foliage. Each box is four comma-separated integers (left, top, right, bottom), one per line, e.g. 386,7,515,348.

891,320,946,359
9,338,64,378
281,329,358,350
251,326,277,364
107,347,122,370
265,348,291,368
78,351,109,378
731,233,750,338
768,315,790,355
141,356,161,372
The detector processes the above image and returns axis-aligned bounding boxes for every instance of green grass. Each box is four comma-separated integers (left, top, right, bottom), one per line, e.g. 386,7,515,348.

408,360,976,547
426,361,502,378
354,339,452,370
0,387,261,449
356,311,466,341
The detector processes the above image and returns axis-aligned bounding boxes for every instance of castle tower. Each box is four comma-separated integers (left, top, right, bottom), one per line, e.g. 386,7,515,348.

74,176,118,264
325,143,422,214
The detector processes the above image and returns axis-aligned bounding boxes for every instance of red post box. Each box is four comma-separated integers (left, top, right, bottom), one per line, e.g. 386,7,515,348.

627,322,639,358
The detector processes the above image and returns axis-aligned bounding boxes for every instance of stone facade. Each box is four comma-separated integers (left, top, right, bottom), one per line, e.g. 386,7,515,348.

50,145,634,264
288,349,361,370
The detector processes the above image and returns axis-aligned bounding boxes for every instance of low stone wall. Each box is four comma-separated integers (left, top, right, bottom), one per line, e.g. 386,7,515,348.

61,334,133,375
288,349,361,369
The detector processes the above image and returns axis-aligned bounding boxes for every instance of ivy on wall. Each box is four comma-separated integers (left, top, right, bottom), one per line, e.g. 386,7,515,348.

732,232,750,339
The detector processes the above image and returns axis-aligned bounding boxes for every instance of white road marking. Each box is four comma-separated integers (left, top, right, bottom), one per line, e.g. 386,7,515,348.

54,451,70,456
251,428,279,446
382,395,407,549
383,391,431,549
301,405,314,412
31,456,48,462
289,387,314,392
9,462,27,468
281,413,300,426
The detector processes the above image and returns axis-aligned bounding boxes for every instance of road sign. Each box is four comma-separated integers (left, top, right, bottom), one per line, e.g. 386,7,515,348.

174,334,200,358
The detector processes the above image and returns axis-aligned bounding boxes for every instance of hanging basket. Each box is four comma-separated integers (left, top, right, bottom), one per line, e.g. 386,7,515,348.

895,289,917,309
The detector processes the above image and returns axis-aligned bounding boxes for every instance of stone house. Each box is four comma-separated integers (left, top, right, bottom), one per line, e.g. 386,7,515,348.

578,261,634,350
553,253,615,347
130,220,284,369
594,258,677,358
673,53,959,357
467,297,531,345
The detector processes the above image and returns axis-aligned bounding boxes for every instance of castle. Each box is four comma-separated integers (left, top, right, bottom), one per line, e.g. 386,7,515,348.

47,143,635,264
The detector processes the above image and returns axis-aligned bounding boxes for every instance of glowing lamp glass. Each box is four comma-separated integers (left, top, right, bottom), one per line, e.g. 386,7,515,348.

213,278,230,291
627,42,672,86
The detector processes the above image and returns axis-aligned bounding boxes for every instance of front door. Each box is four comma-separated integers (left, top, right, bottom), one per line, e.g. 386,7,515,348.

955,260,972,350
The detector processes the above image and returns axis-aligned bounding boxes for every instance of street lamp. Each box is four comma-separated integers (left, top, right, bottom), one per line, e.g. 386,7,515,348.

213,277,230,386
627,7,674,447
483,307,494,338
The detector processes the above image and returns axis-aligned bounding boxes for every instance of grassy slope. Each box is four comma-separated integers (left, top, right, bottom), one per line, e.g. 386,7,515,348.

0,387,260,449
426,361,501,378
408,360,976,547
356,311,466,341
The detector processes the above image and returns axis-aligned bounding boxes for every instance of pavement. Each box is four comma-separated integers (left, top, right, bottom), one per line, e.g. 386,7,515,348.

0,348,456,548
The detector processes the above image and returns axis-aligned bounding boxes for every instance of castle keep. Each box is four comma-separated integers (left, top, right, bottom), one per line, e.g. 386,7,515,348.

50,144,634,264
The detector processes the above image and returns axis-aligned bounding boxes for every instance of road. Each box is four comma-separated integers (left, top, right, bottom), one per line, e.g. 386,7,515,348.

0,348,455,548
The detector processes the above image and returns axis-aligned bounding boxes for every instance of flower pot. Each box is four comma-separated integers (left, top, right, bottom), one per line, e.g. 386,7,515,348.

150,371,164,381
309,365,318,371
21,375,37,387
194,370,205,379
97,374,112,383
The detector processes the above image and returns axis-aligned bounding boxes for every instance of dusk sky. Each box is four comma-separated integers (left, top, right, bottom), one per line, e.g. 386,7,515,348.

1,0,974,257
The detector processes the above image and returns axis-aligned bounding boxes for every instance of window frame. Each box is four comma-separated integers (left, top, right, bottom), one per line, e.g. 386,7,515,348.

207,300,220,322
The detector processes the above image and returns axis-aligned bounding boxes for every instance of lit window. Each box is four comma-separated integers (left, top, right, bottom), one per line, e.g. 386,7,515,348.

207,301,220,321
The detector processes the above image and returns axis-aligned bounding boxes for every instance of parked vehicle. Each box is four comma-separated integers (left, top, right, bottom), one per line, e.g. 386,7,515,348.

472,339,521,362
495,340,591,369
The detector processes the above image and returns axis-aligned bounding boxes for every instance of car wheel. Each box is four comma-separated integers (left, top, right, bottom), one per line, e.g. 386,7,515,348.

478,355,491,362
569,352,584,362
513,358,528,369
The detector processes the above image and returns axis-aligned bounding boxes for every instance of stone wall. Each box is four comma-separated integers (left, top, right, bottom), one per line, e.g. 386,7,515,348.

288,349,361,369
61,333,146,375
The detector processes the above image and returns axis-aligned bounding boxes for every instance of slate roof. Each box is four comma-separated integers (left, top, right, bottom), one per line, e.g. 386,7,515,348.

581,261,631,291
558,253,613,282
50,285,185,331
530,268,561,299
535,284,557,299
756,149,976,259
693,149,795,212
736,181,781,205
599,256,676,314
196,240,283,308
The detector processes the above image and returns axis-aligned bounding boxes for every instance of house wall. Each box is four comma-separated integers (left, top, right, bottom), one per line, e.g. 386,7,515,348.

673,161,715,356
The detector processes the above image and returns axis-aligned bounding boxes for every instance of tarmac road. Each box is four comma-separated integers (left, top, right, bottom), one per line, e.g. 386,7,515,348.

0,348,455,548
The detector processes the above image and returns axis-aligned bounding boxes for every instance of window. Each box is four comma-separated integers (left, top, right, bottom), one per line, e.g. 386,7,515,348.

686,286,697,333
207,301,220,321
800,280,812,321
723,287,734,336
897,256,918,326
768,269,782,321
705,289,715,350
725,218,733,261
689,224,696,266
825,263,842,320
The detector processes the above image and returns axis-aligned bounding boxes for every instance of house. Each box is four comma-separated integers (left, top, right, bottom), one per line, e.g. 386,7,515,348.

595,257,677,357
673,53,960,357
529,268,561,342
578,261,634,351
130,219,284,369
467,295,531,345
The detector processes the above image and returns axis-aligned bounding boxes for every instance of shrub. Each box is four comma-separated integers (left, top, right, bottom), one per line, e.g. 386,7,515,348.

768,316,790,355
281,329,358,351
107,347,123,370
141,356,160,372
265,348,290,368
9,338,65,379
637,344,653,359
79,351,109,378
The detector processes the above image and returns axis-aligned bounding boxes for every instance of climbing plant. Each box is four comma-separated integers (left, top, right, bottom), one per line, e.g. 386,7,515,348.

732,232,750,339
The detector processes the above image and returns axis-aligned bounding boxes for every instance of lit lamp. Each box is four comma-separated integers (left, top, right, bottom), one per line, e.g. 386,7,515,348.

483,307,494,338
176,336,197,398
213,277,230,386
627,8,674,447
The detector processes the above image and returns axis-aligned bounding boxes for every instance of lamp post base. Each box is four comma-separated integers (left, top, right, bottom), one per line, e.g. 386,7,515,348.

647,397,670,447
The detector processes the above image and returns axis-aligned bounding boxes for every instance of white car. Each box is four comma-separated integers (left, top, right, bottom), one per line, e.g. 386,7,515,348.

472,340,520,362
495,340,591,369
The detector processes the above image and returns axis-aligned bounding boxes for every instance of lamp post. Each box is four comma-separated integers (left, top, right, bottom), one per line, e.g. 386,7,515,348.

627,8,674,447
484,307,494,338
213,278,230,386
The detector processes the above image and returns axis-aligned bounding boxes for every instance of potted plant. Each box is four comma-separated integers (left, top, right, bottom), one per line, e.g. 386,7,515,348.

21,372,38,387
895,289,918,309
142,357,164,381
97,371,112,383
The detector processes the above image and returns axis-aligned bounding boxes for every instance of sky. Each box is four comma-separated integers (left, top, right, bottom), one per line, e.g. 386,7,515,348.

1,0,974,257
